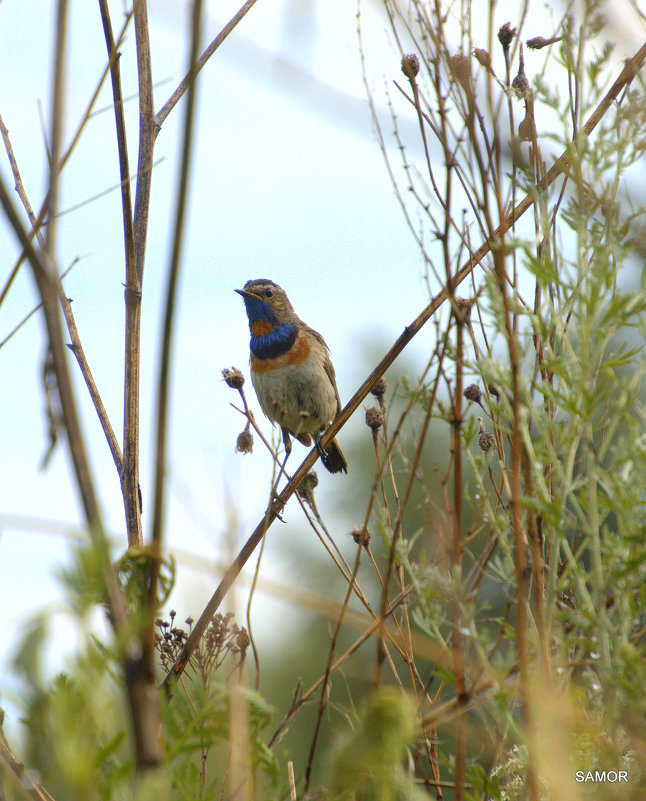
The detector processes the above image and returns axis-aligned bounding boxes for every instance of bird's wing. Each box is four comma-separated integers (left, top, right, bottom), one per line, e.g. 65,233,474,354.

306,325,343,418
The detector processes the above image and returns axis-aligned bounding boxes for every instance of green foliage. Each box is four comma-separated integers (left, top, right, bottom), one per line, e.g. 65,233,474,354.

162,678,278,797
353,1,646,798
115,549,176,612
8,550,279,801
326,688,422,801
13,618,134,800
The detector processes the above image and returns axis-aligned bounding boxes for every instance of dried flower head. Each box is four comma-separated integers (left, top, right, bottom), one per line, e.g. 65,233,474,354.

478,417,495,452
236,628,250,653
365,406,384,431
464,383,482,404
518,108,535,142
448,53,471,92
297,471,319,506
526,35,562,50
349,525,371,548
370,376,387,401
512,71,531,100
511,44,531,100
222,367,244,389
473,48,493,75
401,53,420,80
235,428,253,454
455,296,473,323
498,22,517,53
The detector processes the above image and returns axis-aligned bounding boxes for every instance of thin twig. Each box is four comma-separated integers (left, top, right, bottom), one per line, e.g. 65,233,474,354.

303,537,365,790
267,588,414,749
0,713,59,801
27,0,103,530
451,306,467,801
121,0,157,549
0,116,124,472
97,0,136,289
0,0,130,644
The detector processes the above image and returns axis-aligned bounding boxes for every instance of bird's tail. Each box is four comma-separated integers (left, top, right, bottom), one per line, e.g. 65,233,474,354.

320,436,348,474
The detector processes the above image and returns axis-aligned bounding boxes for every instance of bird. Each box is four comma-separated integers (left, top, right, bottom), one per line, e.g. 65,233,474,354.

235,279,348,474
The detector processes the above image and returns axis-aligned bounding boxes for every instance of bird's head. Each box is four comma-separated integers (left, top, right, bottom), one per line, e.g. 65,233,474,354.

235,279,296,328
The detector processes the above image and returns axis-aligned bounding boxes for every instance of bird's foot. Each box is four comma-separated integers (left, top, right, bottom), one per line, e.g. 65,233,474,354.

314,432,326,456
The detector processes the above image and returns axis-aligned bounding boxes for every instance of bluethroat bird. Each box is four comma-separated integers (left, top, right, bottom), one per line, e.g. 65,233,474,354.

236,279,348,474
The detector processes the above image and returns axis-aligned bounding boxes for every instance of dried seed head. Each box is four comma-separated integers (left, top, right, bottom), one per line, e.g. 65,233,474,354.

473,48,493,74
518,109,534,142
455,296,473,323
235,428,254,454
349,525,371,548
365,406,384,431
236,627,250,652
512,71,531,99
448,53,471,92
512,43,531,100
401,53,420,80
498,22,517,53
477,417,495,452
479,432,495,452
370,376,387,401
526,35,562,50
297,471,319,505
464,383,482,404
222,366,245,389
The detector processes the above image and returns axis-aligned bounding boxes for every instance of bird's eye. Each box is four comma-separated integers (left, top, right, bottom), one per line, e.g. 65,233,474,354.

265,288,273,298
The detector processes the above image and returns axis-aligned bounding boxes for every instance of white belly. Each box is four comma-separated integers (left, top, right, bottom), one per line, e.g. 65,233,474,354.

251,358,337,436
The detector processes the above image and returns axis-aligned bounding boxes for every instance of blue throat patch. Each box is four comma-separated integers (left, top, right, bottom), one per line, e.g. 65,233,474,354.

250,324,298,359
243,295,298,359
242,294,275,325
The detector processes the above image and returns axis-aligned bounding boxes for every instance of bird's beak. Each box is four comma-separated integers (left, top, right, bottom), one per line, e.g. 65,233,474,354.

235,287,260,301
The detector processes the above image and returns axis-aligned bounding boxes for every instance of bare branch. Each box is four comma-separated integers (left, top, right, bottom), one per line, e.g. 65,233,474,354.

0,114,124,472
98,1,136,280
121,0,158,549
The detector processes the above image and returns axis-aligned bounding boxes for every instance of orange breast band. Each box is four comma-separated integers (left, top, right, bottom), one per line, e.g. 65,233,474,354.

287,332,311,365
251,319,275,337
